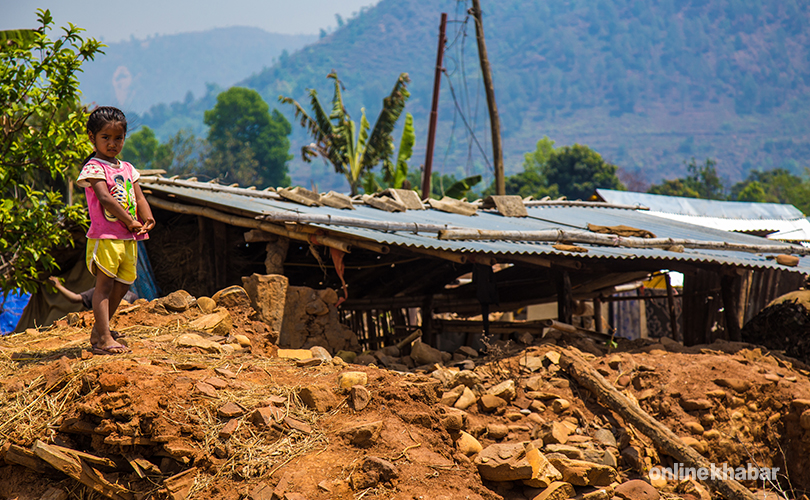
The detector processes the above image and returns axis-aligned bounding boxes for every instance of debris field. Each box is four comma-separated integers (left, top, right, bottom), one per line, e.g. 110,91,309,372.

1,278,809,500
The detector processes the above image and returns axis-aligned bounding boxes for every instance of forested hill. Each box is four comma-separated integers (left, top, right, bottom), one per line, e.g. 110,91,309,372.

80,27,316,115
137,0,810,191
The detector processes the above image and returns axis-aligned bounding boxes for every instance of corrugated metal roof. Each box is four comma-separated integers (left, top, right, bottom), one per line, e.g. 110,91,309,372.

596,188,810,242
141,178,810,273
596,189,805,219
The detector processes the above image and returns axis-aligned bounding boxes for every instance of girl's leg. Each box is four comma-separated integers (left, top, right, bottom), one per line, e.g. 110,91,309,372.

108,280,131,321
90,272,127,352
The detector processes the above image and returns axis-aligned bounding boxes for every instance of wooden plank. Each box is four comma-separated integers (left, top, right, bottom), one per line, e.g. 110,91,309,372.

5,444,53,473
32,440,82,477
48,443,117,470
33,440,133,500
664,272,680,342
559,348,756,500
163,467,198,500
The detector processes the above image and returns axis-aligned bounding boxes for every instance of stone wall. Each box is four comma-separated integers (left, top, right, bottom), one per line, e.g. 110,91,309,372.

242,273,359,354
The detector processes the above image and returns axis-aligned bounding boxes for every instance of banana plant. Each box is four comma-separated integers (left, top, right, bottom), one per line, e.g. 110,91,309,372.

280,72,410,195
362,112,415,194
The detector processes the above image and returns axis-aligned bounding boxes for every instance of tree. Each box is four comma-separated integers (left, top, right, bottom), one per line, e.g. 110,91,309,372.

647,179,701,198
730,168,810,214
523,136,556,172
361,112,415,194
121,126,159,169
501,136,560,199
0,10,102,295
280,72,411,195
648,158,725,200
203,87,292,188
153,130,207,177
484,139,621,200
544,144,624,200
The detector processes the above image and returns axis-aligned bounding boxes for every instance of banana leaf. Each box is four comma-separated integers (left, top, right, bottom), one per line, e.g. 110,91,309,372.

444,175,482,200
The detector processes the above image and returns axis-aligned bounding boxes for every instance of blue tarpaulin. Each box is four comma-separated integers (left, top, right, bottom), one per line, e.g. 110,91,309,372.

0,290,30,335
132,240,159,301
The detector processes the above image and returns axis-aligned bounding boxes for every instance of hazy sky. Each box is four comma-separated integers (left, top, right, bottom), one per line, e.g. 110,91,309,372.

1,0,380,42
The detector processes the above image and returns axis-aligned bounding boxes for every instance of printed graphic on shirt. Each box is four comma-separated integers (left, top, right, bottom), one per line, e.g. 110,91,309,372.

105,174,138,222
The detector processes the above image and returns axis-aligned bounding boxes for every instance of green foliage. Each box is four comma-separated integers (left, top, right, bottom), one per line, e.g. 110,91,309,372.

362,112,416,194
407,171,482,200
0,10,101,295
648,158,726,200
382,113,415,189
730,168,810,215
485,136,560,199
523,136,556,173
203,87,292,188
280,72,411,195
735,181,768,202
121,126,159,168
544,144,625,200
444,175,483,200
485,140,621,200
647,179,701,198
153,130,207,177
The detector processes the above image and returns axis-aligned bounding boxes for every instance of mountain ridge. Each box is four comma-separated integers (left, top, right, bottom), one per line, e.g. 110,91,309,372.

126,0,810,193
80,27,317,114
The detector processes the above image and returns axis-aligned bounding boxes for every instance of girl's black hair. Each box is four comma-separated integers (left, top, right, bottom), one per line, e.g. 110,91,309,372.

84,106,128,165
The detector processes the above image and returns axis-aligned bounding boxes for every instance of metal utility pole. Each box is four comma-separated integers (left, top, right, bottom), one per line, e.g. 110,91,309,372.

470,0,504,195
422,12,447,201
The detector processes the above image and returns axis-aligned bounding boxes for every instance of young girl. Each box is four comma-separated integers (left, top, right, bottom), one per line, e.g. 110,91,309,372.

77,106,155,355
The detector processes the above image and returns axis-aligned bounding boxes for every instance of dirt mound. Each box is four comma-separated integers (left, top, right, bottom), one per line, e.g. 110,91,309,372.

1,292,809,500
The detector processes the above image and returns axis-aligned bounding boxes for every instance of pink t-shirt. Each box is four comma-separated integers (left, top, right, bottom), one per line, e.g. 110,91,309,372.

77,158,148,241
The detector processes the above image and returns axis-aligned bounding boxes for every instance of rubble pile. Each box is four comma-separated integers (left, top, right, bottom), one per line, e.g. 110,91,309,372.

1,275,809,500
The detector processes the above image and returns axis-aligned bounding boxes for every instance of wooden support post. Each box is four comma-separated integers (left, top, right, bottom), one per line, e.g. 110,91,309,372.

721,272,742,342
366,310,378,351
593,296,604,333
197,216,214,296
664,272,680,342
554,269,573,325
422,296,435,347
212,220,228,291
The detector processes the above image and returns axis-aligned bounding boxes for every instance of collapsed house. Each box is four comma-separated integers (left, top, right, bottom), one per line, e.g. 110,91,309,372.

129,177,810,351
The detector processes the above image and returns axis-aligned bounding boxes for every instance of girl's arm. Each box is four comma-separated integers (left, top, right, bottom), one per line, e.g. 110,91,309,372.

133,181,155,233
88,178,144,233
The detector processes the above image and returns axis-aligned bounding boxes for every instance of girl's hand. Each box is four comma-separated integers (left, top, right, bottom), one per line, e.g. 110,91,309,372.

127,218,144,233
141,217,156,233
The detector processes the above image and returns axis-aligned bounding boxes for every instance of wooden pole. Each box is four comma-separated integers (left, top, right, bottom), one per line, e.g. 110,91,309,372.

439,228,810,255
554,269,573,325
664,272,680,342
422,13,447,200
422,296,435,347
260,211,458,233
470,0,504,195
558,349,757,500
721,273,742,342
593,296,604,333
